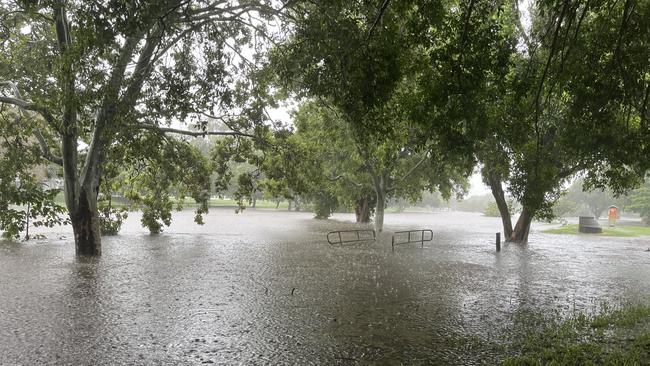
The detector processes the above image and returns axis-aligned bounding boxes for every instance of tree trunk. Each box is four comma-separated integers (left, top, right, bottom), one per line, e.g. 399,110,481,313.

355,197,373,223
69,186,102,256
373,175,386,232
288,200,292,211
252,195,257,208
25,203,30,240
487,173,513,239
509,208,533,243
374,195,385,232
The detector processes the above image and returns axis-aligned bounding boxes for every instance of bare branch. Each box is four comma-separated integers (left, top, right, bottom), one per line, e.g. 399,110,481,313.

198,111,245,132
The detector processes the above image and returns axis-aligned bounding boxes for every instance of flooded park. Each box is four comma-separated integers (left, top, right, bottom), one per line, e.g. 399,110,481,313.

1,209,649,365
2,0,650,364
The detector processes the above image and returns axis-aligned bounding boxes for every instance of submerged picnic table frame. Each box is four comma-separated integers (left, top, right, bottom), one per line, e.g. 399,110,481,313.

391,229,433,251
327,229,376,245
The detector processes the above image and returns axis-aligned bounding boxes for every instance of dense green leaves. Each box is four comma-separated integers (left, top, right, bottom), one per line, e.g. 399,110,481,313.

0,107,67,239
478,0,650,241
629,179,650,225
0,0,281,247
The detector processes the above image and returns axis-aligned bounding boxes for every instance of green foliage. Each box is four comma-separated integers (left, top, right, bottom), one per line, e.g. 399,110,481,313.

560,178,621,219
210,127,318,214
265,1,489,224
480,0,650,227
629,179,650,226
0,0,280,249
503,303,650,365
544,224,650,237
483,202,500,217
312,192,339,220
551,198,579,219
98,199,128,236
484,198,518,217
0,107,67,239
113,135,211,234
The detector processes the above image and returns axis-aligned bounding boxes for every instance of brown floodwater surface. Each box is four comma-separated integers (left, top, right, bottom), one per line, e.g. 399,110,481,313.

1,209,649,365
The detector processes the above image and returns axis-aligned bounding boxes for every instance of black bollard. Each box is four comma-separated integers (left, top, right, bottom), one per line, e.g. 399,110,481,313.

496,232,501,252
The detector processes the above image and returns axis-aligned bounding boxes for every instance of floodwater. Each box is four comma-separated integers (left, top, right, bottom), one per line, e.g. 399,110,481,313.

1,209,649,365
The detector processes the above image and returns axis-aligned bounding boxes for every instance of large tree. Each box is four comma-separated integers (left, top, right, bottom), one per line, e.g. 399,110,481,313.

481,0,650,243
267,0,506,231
0,1,282,255
289,100,470,231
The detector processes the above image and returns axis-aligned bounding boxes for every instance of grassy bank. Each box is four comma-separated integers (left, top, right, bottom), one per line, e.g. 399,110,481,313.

544,224,650,237
502,302,650,365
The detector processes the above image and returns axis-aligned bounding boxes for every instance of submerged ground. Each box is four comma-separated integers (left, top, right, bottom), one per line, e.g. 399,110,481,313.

1,209,649,365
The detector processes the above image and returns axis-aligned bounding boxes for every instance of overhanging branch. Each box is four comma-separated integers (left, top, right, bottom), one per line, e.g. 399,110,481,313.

138,124,256,138
387,153,429,192
329,173,363,187
0,93,57,128
33,128,63,166
0,85,63,166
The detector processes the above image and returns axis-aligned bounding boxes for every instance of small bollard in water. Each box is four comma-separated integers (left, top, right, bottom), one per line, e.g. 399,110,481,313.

496,232,501,252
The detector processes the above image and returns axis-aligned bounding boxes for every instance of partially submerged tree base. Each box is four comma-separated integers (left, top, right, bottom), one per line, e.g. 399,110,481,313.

487,173,532,244
355,197,374,223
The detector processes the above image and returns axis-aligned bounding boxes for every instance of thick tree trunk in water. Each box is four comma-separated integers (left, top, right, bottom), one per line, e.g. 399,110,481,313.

355,197,372,223
487,173,513,239
510,208,533,243
70,187,102,256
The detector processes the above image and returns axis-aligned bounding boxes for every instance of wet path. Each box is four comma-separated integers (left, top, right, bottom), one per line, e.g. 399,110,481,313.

1,210,649,364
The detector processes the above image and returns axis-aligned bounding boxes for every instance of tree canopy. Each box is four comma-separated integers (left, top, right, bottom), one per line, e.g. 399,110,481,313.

479,0,650,242
0,0,284,253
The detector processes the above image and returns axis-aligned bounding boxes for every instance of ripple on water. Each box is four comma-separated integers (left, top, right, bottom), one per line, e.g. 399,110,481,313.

1,210,649,364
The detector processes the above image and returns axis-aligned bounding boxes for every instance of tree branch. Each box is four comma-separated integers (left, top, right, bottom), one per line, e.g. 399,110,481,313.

387,152,428,192
0,82,58,128
150,20,210,65
329,173,363,187
121,28,164,108
33,128,63,166
366,0,391,42
138,124,256,139
0,84,63,165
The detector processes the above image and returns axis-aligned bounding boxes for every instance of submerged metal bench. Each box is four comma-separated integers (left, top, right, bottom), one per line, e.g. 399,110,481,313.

327,229,376,245
392,229,433,251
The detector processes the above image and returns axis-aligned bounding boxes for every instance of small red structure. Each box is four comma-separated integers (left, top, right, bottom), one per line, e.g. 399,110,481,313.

608,205,618,227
